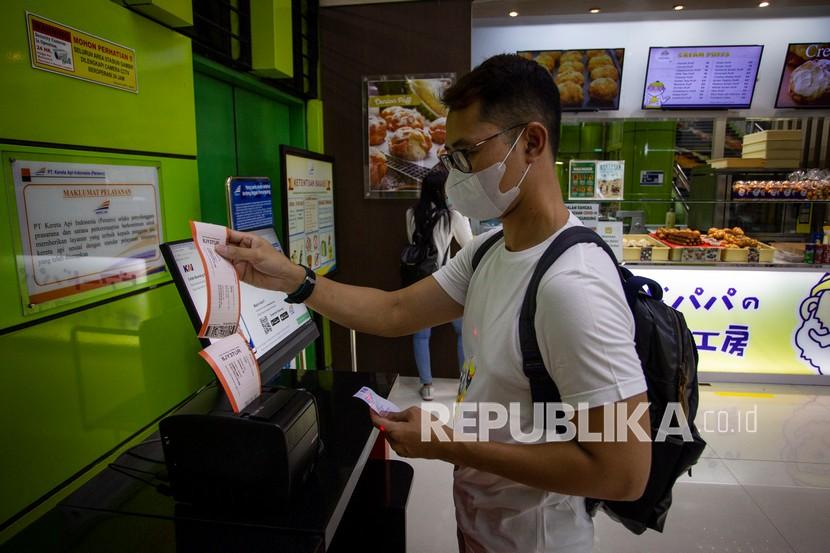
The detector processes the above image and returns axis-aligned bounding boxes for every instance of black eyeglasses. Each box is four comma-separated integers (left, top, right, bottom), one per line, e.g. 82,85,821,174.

439,122,528,174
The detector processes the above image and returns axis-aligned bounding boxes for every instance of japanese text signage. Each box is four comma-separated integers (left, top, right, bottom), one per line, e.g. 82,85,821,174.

633,267,830,376
26,12,138,93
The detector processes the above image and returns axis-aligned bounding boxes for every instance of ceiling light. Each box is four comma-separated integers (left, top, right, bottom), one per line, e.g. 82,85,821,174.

509,10,519,17
758,1,770,6
673,4,684,10
589,8,601,13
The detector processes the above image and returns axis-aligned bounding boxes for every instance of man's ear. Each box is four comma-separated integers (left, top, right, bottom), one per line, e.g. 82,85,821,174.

524,122,548,165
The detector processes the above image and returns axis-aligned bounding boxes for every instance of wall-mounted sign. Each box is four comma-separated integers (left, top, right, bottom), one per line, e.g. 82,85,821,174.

13,160,163,310
225,177,273,232
26,12,138,93
640,170,665,186
280,147,336,276
363,74,454,199
775,42,830,109
568,160,624,200
633,266,830,376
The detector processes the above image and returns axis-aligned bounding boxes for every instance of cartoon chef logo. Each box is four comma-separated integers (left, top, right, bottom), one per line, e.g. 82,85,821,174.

645,81,669,108
794,273,830,374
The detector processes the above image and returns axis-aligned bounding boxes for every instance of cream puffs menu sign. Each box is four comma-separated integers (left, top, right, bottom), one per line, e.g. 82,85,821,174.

364,74,454,198
12,160,164,312
282,148,336,276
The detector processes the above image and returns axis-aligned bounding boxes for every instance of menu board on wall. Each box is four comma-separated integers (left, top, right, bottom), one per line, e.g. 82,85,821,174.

568,160,624,200
642,45,763,109
13,160,164,310
364,74,454,199
519,48,624,111
280,147,336,276
775,43,830,109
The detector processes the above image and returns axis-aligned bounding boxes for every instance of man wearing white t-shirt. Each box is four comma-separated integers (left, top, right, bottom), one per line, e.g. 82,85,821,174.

217,54,651,553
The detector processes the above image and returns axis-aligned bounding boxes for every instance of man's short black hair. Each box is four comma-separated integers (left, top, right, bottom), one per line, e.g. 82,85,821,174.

442,54,561,160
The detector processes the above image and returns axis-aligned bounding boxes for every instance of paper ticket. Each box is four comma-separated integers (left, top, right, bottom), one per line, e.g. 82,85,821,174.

190,221,241,339
353,386,401,415
199,333,261,413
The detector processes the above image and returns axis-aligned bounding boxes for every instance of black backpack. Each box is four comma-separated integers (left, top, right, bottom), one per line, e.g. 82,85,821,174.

401,209,450,286
471,226,706,535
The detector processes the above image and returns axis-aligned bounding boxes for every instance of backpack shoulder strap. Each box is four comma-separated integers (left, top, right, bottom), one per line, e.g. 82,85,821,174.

471,229,504,272
520,226,622,404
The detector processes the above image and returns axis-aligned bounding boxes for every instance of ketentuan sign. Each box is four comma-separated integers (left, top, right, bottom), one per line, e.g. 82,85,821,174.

633,267,830,376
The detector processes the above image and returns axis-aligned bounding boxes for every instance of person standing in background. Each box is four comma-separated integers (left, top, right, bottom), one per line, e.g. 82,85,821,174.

406,167,473,400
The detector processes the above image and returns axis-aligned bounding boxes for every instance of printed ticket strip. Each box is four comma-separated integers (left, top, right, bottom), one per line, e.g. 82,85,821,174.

353,386,401,415
199,333,262,413
190,221,241,339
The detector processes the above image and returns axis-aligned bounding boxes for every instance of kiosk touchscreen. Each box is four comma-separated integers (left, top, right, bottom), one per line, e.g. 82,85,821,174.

161,226,319,385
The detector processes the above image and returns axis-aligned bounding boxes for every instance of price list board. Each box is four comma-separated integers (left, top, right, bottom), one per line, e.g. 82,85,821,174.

643,46,763,109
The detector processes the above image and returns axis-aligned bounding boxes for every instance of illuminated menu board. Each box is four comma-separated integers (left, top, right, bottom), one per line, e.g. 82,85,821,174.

643,46,763,109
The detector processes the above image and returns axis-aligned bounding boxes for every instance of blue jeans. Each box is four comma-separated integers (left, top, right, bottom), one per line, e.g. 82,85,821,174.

413,318,464,385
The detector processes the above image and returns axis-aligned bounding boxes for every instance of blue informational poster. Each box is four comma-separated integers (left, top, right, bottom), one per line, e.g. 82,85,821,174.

226,177,273,231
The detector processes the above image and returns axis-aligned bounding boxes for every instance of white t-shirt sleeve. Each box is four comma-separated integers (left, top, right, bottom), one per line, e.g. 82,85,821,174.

535,243,647,409
432,228,501,306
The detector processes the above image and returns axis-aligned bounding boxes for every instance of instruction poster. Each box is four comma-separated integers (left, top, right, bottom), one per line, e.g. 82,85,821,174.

26,12,138,93
13,160,164,308
283,149,336,275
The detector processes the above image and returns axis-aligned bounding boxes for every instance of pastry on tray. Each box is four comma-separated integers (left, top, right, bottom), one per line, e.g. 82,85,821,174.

388,126,432,161
369,147,387,189
368,114,387,146
429,117,446,144
590,64,619,81
555,70,585,86
589,77,619,102
789,59,830,104
380,106,425,131
557,81,584,106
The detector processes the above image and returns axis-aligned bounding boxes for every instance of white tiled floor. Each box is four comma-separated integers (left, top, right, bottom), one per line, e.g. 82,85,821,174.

386,377,830,553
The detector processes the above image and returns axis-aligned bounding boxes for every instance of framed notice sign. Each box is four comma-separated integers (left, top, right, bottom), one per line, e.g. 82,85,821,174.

26,12,138,93
280,147,336,276
12,159,165,312
568,160,624,200
225,177,273,231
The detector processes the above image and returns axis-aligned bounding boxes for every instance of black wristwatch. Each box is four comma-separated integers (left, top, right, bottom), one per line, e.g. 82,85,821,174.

285,265,316,304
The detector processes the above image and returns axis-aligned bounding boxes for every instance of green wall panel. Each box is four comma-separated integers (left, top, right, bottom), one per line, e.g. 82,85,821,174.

0,284,209,528
234,87,292,240
0,0,197,156
0,0,202,535
194,72,237,226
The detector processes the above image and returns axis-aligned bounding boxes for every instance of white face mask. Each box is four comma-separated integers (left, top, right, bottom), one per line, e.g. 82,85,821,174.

445,128,533,220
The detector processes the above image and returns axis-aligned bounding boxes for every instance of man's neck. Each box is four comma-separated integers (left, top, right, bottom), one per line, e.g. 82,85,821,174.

501,169,570,252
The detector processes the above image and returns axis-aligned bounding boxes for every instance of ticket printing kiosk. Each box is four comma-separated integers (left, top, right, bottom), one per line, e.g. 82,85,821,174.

1,227,411,553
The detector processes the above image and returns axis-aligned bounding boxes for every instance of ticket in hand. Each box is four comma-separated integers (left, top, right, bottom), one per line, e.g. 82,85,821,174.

190,221,241,339
353,386,401,415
